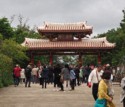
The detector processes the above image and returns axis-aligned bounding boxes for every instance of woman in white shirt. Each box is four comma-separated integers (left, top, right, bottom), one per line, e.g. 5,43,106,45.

20,68,25,83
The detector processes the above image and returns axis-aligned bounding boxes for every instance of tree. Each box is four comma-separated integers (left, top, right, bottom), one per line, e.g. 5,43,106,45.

0,53,13,87
120,9,125,33
83,55,97,66
13,24,41,44
12,15,41,44
0,33,3,48
0,39,28,65
0,18,14,39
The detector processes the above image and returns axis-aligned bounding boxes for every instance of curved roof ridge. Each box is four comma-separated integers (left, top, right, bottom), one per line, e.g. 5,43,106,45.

105,41,116,46
38,21,93,30
21,38,49,46
21,37,115,49
82,37,106,42
25,38,49,42
44,21,86,25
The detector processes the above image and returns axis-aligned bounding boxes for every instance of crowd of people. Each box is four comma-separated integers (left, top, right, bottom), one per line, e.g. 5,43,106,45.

13,63,125,107
13,63,81,91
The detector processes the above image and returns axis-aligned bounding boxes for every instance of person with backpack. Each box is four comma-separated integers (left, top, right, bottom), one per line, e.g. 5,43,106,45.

25,64,32,87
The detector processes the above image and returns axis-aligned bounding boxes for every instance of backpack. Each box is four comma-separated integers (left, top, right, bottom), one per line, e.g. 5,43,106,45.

25,67,31,76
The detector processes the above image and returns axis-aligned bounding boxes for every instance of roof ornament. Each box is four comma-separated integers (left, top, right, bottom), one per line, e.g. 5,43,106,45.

44,21,48,28
25,41,28,46
102,41,105,44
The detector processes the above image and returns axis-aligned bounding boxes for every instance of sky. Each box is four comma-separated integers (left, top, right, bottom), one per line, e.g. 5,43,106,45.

0,0,125,37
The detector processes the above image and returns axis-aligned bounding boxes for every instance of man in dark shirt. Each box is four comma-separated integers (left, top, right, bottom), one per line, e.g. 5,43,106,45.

25,64,32,87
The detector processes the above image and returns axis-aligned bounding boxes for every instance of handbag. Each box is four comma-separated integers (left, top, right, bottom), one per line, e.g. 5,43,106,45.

60,75,64,83
94,99,106,107
87,82,91,88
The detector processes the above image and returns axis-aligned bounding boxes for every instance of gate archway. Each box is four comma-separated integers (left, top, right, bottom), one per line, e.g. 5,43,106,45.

22,22,115,66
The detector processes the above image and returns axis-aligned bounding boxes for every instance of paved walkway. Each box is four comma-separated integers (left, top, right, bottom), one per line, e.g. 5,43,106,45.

0,83,122,107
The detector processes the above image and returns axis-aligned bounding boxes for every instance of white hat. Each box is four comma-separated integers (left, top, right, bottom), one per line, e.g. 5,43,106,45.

106,64,110,67
27,65,31,68
16,64,19,67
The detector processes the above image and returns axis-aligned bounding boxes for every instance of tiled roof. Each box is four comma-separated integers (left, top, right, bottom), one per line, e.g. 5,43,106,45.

21,37,115,50
38,22,92,32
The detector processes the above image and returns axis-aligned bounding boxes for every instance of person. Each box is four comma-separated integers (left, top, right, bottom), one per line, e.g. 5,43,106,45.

31,65,39,84
13,64,21,87
38,66,43,86
79,66,83,84
105,63,114,98
95,70,115,107
74,65,80,86
20,68,25,83
48,65,54,84
69,65,76,90
85,65,91,83
61,64,70,90
53,64,61,91
88,65,102,100
112,67,116,81
40,65,49,88
120,75,125,107
25,64,32,87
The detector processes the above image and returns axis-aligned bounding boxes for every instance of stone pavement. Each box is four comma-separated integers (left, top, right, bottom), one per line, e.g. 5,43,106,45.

0,83,122,107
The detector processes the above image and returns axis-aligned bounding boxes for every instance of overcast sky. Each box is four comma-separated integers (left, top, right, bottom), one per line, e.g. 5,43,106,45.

0,0,125,36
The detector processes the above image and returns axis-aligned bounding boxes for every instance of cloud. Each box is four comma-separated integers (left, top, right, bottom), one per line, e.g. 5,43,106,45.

0,0,125,36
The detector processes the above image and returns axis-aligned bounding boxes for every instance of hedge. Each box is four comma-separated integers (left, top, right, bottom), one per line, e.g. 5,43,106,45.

0,53,13,88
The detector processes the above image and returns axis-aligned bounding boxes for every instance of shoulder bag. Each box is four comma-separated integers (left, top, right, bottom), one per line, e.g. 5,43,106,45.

94,99,106,107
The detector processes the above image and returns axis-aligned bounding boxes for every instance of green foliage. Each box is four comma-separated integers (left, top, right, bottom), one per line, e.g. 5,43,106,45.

61,55,77,65
0,33,3,48
83,55,98,66
13,25,41,44
0,33,3,40
12,15,41,44
0,16,43,88
34,56,49,65
1,39,28,65
0,53,13,88
120,10,125,33
0,18,14,39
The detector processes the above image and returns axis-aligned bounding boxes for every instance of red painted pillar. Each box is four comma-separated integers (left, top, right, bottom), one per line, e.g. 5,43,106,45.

78,54,82,67
30,54,34,65
98,53,101,64
49,54,53,65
